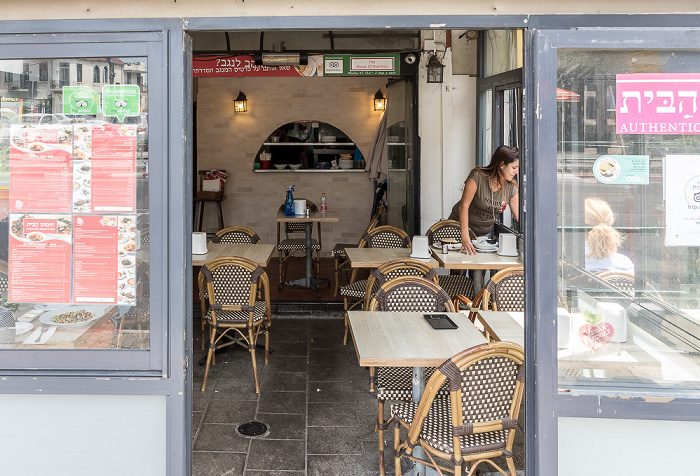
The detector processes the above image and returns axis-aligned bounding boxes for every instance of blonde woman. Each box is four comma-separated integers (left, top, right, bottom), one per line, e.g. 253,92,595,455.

584,197,634,274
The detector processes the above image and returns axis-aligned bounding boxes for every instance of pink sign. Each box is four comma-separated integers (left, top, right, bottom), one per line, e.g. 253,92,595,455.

616,73,700,134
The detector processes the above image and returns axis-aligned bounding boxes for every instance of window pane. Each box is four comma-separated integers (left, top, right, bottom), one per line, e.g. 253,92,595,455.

557,49,700,394
0,57,150,351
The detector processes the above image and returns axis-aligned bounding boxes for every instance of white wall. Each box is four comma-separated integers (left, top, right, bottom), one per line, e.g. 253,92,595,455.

418,32,476,234
0,394,167,475
559,417,700,475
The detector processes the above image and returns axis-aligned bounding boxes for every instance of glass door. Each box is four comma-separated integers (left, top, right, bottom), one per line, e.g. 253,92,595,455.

386,78,415,236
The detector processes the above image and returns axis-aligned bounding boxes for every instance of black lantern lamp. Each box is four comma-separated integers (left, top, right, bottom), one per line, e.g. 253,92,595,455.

234,90,248,113
426,54,444,84
373,90,386,112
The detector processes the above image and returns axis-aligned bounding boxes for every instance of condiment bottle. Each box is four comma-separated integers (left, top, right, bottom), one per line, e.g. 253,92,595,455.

320,192,327,215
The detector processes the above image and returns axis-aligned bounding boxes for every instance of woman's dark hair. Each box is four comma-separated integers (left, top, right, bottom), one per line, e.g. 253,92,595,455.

477,145,519,187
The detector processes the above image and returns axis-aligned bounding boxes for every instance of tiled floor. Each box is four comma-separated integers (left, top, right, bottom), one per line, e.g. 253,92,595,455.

192,310,525,476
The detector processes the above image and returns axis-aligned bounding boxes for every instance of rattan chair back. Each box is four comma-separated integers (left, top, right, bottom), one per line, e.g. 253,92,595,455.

212,226,262,244
139,227,150,245
0,259,7,299
482,266,524,312
596,270,635,294
359,225,411,249
391,342,525,476
368,275,455,313
426,219,462,246
364,259,440,309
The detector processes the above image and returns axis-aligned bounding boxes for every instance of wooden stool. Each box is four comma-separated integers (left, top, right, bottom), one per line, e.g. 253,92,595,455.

193,195,224,232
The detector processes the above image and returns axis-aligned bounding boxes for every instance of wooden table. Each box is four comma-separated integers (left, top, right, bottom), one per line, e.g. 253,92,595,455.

344,247,439,269
276,212,339,296
477,310,525,348
192,243,275,267
432,249,522,291
348,310,487,476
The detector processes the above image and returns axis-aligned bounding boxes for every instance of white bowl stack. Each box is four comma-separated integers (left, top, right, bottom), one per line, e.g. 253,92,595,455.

339,153,354,169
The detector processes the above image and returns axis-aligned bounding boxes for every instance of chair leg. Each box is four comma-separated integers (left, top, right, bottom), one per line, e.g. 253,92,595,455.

264,325,270,364
369,366,376,392
334,255,340,297
249,328,260,393
201,328,216,391
378,399,386,476
394,419,402,476
278,250,284,283
201,318,207,351
343,298,349,345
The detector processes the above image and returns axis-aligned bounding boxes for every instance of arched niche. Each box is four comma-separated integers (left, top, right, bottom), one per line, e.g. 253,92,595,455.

254,121,362,170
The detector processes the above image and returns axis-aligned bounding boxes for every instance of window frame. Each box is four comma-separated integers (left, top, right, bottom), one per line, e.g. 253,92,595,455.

0,34,167,374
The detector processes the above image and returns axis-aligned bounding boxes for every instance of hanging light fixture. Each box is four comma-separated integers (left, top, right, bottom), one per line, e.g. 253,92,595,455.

373,90,386,111
233,90,248,113
426,54,444,84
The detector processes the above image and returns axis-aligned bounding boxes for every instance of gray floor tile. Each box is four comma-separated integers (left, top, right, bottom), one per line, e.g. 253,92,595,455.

258,391,306,414
192,451,247,476
260,371,307,392
212,378,260,397
308,348,351,366
308,454,366,476
194,424,251,452
244,471,305,476
307,363,351,382
308,380,356,403
308,402,358,427
307,426,364,455
203,399,258,424
246,438,306,471
256,412,307,440
268,340,308,357
265,355,309,373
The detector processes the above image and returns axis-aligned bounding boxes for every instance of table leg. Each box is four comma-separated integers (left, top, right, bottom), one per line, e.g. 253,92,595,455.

280,222,330,296
473,269,485,293
406,367,439,476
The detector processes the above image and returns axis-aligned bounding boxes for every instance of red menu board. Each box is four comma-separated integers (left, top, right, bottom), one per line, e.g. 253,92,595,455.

90,125,136,213
72,215,118,304
9,125,73,213
8,213,72,303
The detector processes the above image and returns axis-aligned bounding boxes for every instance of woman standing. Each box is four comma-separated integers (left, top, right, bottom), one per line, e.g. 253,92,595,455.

448,146,520,255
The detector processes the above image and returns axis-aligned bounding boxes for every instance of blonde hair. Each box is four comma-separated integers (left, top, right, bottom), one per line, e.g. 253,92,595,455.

585,197,622,259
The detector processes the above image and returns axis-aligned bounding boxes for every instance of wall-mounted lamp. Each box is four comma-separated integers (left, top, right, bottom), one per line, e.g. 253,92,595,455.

373,90,386,112
426,54,444,84
234,90,248,113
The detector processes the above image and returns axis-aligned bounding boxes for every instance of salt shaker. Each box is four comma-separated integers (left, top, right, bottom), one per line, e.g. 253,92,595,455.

442,242,448,254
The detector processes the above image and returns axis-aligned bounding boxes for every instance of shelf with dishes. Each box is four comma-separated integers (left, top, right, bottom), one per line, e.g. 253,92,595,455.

263,142,355,146
253,168,365,173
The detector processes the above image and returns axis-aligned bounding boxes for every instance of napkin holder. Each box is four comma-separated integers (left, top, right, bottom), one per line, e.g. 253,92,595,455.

597,302,627,343
409,235,431,259
497,233,518,256
192,232,208,255
294,199,306,216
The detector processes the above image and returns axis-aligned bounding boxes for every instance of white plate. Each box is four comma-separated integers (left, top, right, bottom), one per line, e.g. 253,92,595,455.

431,243,461,251
39,306,107,327
273,164,287,170
34,304,63,310
476,248,497,253
14,322,33,335
288,164,302,169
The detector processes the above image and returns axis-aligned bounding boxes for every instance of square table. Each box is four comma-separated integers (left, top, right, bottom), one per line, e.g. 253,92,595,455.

276,212,339,296
344,247,439,269
192,242,276,267
432,249,522,291
477,310,525,348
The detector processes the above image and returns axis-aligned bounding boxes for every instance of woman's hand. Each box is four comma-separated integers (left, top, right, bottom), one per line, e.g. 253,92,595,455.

460,240,477,255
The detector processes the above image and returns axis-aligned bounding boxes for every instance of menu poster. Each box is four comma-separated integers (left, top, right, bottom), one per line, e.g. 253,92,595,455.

9,125,73,213
72,124,93,213
90,125,136,213
72,215,137,305
8,213,72,303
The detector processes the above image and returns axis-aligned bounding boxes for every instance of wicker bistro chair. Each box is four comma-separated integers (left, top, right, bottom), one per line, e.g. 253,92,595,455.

0,259,8,300
482,266,524,312
388,341,525,476
276,199,321,283
596,270,635,295
368,276,456,474
426,219,474,301
340,225,411,344
212,226,262,244
199,256,272,393
332,203,385,296
117,259,150,348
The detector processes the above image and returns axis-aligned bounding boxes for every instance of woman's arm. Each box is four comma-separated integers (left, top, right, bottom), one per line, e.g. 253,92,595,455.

459,177,478,255
509,191,520,223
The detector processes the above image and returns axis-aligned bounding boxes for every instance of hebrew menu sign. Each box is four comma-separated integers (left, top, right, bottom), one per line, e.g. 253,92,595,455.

617,73,700,134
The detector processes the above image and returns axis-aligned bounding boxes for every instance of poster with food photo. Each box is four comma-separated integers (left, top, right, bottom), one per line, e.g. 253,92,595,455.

8,213,72,303
9,124,73,213
116,215,137,305
72,215,118,304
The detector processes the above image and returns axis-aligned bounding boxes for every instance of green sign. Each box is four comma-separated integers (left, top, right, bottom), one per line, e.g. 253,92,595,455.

102,85,140,121
323,54,400,76
593,155,649,185
63,86,100,115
